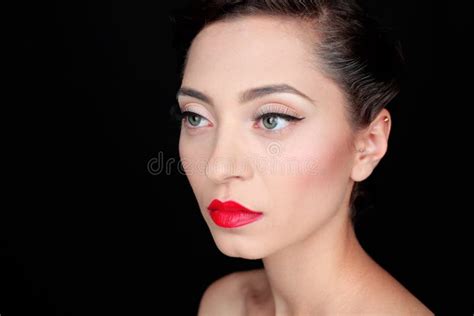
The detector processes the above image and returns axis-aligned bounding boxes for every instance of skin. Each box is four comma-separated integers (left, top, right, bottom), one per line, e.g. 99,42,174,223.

177,15,433,316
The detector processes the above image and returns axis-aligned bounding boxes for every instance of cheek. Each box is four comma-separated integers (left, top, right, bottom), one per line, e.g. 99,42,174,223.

178,133,210,198
297,119,353,193
298,135,352,187
265,129,354,223
179,129,210,173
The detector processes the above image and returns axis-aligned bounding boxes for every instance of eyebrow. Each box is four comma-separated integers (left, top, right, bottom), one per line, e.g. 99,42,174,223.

176,84,315,105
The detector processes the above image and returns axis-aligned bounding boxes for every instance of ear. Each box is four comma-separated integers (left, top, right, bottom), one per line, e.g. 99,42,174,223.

350,109,391,182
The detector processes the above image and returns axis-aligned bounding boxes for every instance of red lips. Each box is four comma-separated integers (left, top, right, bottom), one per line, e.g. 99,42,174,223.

207,199,263,228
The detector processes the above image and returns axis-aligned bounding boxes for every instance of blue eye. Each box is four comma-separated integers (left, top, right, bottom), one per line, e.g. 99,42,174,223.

181,111,210,128
179,110,304,132
255,113,304,132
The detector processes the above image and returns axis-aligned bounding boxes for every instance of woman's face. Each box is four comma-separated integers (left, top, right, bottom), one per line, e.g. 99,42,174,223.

178,16,358,259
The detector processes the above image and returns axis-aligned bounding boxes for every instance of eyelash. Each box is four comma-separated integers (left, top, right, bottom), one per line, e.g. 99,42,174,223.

179,109,304,133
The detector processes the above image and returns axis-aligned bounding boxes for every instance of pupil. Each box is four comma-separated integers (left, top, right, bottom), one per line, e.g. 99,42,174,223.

264,116,277,129
189,115,201,126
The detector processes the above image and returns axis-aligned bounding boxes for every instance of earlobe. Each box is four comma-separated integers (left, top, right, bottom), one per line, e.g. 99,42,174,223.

350,109,391,182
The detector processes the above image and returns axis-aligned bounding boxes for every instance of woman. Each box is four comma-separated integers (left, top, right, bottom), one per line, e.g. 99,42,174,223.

172,0,433,314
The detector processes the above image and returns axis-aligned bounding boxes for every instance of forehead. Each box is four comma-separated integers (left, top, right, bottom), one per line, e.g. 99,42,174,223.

182,16,322,93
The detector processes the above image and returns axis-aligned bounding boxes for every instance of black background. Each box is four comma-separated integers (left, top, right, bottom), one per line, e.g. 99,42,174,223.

2,0,471,315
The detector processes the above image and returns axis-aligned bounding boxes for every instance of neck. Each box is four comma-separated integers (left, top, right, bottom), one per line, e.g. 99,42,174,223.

262,207,375,315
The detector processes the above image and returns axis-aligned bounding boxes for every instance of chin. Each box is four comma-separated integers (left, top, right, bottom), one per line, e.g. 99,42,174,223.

210,230,269,260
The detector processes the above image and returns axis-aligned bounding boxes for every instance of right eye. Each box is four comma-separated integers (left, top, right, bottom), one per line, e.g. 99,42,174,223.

181,111,211,129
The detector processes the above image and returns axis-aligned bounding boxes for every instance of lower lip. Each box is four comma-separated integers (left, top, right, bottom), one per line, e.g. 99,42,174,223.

209,210,263,228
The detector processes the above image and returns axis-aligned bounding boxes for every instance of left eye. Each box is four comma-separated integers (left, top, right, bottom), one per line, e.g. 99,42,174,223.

256,113,303,131
181,111,210,128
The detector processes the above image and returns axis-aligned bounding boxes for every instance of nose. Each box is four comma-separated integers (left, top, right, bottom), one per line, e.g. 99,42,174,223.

205,129,252,184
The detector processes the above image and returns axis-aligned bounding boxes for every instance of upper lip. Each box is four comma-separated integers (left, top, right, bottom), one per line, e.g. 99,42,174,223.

207,199,261,214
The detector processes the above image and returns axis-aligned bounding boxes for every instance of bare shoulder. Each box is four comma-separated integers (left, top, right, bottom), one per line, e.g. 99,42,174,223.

198,269,267,316
382,278,433,315
197,272,244,316
359,263,434,315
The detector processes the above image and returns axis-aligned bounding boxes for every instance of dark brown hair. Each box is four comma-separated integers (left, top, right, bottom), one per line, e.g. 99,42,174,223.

170,0,405,219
